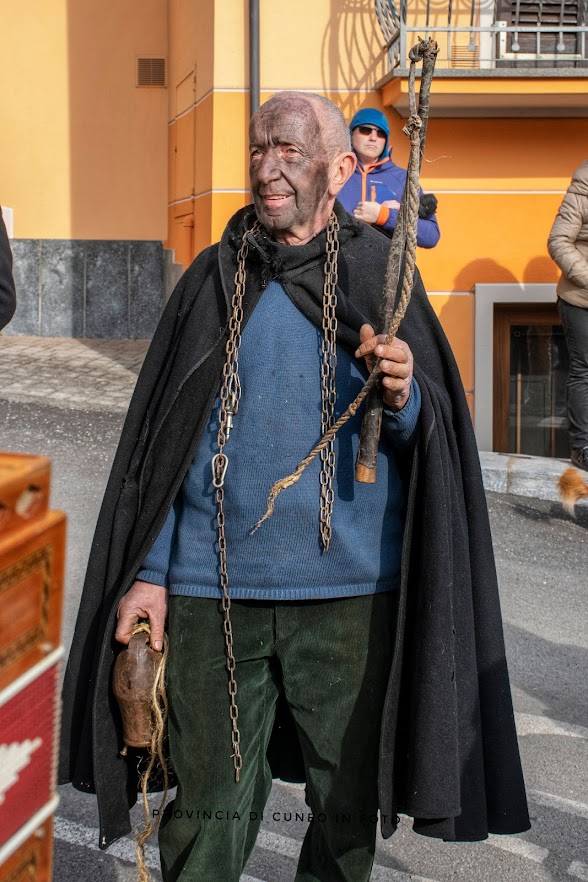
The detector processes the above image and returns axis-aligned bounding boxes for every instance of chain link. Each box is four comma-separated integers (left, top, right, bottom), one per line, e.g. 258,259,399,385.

214,220,260,782
319,213,340,551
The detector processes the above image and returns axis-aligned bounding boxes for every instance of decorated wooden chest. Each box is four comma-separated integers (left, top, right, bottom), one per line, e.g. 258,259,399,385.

0,453,66,881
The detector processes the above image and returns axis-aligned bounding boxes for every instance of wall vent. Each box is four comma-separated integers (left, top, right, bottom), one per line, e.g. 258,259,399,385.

137,57,167,88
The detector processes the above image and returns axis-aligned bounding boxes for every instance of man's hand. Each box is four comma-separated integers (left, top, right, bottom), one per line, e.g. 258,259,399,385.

355,324,414,412
382,199,401,211
115,580,168,651
353,201,382,224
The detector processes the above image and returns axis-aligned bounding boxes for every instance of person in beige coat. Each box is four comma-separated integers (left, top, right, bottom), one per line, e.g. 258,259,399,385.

548,159,588,471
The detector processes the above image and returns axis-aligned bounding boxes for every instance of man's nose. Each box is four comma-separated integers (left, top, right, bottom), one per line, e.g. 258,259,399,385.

255,151,281,183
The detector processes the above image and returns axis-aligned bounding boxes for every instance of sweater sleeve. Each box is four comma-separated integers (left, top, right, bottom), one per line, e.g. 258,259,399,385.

0,208,16,331
135,497,179,588
381,378,421,450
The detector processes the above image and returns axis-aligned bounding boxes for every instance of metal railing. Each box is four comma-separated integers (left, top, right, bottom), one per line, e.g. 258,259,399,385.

375,0,588,72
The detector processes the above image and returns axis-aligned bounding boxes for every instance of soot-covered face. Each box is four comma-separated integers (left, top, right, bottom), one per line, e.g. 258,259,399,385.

249,97,332,245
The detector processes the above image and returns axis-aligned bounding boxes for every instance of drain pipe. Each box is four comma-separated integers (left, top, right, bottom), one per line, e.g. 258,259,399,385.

250,0,260,116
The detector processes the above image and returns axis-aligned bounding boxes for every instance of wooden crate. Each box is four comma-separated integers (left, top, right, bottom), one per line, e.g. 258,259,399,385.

0,454,51,537
0,817,54,882
0,452,66,881
0,512,65,692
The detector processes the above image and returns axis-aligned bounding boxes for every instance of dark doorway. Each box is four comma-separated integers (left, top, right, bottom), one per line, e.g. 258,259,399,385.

493,303,569,456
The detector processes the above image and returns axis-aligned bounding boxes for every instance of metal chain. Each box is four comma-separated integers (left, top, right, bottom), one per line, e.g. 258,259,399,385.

212,214,340,780
319,213,340,551
212,220,260,782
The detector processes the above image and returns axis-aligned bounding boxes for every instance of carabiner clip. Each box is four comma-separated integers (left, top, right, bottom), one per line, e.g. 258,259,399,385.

212,453,229,488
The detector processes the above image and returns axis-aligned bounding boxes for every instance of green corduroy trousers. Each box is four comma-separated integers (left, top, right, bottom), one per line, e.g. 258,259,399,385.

158,592,397,882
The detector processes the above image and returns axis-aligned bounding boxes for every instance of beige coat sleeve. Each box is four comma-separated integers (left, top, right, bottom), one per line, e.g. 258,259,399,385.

547,189,588,290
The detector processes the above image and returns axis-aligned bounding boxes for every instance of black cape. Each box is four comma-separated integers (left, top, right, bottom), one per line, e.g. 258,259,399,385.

0,207,16,331
59,203,530,848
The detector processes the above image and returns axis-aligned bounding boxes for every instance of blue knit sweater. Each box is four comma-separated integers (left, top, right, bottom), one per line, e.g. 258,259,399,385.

137,281,420,599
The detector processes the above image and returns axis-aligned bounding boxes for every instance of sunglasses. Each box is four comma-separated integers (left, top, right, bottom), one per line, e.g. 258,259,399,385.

356,125,386,138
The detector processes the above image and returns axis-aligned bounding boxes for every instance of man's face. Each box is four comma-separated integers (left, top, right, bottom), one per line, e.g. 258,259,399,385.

249,98,331,245
351,124,386,166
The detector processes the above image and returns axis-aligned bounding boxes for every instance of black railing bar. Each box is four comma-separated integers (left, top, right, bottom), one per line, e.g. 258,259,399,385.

468,0,477,49
512,0,521,51
557,0,567,50
395,24,588,33
375,0,400,38
382,29,401,51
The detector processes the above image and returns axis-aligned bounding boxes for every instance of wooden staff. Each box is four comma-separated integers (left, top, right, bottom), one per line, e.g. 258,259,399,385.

355,38,438,484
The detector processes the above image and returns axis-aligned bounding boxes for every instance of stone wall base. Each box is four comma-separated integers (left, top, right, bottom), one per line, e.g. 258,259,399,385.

6,240,183,339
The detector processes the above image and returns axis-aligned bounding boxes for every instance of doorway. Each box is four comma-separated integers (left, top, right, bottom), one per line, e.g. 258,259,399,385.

493,303,569,456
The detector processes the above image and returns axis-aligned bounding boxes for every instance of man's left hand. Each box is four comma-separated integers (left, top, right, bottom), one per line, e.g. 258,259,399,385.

353,201,382,224
355,324,414,412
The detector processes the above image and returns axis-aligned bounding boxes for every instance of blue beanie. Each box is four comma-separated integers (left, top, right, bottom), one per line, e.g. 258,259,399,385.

349,108,390,158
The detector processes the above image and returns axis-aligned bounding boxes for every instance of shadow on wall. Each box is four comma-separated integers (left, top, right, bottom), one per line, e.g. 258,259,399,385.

321,0,386,119
452,256,559,292
523,256,559,284
453,259,519,292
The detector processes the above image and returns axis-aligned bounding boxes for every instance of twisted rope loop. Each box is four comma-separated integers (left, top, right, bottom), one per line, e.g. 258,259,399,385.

127,622,170,882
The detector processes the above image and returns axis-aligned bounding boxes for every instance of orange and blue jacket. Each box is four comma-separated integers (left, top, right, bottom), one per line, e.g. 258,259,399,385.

337,150,440,249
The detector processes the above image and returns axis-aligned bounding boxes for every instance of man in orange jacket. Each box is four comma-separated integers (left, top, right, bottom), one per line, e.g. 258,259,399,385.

337,108,440,248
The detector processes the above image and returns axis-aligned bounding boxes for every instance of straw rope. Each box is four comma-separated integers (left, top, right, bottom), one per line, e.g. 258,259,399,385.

129,622,170,882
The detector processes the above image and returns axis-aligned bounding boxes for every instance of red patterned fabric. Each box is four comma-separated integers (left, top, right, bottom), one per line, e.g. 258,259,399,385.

0,662,59,848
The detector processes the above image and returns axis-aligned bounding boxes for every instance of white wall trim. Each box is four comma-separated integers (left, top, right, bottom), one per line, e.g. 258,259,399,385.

474,283,557,450
427,189,566,195
168,190,249,208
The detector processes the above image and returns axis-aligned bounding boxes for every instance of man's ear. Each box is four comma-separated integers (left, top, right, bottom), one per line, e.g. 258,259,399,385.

328,152,356,197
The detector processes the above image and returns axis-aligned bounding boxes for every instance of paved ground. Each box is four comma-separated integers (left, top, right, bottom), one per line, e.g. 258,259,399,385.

0,335,149,412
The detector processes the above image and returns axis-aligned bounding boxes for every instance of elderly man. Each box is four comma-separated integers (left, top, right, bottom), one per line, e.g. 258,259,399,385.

60,92,528,882
338,108,440,248
0,207,16,330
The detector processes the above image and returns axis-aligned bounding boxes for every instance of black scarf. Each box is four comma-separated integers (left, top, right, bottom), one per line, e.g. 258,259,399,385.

220,202,386,353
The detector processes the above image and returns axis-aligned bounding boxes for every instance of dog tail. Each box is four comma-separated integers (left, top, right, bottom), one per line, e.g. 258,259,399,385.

558,467,588,516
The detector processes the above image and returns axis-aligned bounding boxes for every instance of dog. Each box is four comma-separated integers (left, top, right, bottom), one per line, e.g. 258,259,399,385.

558,467,588,515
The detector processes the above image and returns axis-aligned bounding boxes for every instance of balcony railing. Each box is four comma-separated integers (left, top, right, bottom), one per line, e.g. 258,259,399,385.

375,0,588,73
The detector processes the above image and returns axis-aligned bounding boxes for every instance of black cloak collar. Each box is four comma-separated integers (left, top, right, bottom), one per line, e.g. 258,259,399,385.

219,201,378,352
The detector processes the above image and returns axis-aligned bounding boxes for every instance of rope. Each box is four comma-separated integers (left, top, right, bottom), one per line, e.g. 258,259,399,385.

128,622,170,882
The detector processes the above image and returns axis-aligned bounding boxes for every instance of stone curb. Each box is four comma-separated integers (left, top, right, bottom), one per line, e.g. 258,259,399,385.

479,451,588,506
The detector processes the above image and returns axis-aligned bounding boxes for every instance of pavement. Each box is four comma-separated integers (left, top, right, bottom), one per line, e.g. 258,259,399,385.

1,334,586,507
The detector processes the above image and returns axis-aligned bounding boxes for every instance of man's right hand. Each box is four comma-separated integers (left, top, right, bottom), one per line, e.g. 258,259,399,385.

115,580,169,651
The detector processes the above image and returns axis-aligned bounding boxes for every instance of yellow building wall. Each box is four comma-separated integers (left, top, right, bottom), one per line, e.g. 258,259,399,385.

0,1,71,238
0,0,167,239
162,0,586,411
